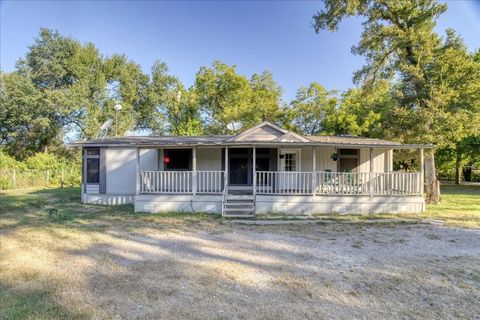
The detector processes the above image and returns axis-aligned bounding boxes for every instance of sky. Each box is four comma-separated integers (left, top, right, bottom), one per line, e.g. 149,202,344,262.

1,0,480,101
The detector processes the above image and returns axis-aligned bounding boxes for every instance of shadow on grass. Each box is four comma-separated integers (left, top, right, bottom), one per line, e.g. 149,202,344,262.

0,187,219,234
0,283,88,320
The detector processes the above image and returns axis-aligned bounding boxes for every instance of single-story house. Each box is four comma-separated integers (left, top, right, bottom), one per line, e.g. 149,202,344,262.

70,121,432,217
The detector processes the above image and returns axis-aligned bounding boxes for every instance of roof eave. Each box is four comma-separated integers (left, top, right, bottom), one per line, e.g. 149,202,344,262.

67,141,434,149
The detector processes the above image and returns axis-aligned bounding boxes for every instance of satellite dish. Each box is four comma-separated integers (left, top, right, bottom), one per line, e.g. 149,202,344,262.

227,121,243,131
100,119,113,131
96,119,113,139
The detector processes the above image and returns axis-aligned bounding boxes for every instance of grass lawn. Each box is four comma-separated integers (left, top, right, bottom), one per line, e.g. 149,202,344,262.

0,185,479,319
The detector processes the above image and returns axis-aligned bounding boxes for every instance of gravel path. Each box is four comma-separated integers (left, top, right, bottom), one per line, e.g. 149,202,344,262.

80,223,480,319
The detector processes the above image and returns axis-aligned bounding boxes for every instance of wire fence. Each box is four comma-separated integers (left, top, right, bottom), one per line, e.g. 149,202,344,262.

0,168,81,190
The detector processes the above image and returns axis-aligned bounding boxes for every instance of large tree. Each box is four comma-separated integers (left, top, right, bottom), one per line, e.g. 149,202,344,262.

287,83,338,135
194,61,284,133
314,0,480,190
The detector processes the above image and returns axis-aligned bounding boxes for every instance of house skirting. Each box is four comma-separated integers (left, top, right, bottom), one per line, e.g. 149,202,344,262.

81,193,135,205
255,195,425,215
135,194,223,213
82,193,425,214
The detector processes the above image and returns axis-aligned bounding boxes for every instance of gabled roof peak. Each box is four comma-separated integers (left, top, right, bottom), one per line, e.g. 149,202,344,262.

227,121,308,142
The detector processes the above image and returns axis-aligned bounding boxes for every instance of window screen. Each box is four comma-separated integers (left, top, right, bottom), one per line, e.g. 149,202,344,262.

86,158,100,183
164,149,192,170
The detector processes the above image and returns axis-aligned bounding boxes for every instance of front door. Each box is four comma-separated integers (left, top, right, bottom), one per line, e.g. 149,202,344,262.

229,148,251,185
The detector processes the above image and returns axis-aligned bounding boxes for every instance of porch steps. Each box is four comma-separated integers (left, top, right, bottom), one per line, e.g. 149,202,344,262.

222,193,255,218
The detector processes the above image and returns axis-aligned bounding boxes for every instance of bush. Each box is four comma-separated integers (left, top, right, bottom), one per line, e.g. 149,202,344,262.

0,151,25,169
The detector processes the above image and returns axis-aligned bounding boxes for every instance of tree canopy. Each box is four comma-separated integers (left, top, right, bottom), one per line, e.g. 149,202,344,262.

1,8,479,183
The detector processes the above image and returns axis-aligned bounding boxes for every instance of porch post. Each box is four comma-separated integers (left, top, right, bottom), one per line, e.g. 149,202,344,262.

224,146,228,192
369,147,374,196
252,146,256,196
420,148,424,195
312,146,317,196
136,147,140,195
192,147,197,195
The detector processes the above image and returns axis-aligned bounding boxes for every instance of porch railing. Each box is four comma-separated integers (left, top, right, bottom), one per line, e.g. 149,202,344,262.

257,171,313,194
256,171,422,196
316,171,370,195
140,171,193,193
139,170,422,196
197,171,225,193
140,170,225,194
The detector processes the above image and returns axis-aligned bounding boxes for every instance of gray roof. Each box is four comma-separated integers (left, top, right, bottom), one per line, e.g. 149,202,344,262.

70,135,231,146
68,122,433,149
306,135,401,146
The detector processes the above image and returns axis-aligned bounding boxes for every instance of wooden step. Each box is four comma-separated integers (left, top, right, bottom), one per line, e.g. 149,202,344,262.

225,195,254,200
223,207,254,212
222,213,255,218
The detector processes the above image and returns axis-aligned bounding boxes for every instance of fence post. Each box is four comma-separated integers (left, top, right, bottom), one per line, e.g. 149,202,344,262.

12,169,16,189
61,169,65,188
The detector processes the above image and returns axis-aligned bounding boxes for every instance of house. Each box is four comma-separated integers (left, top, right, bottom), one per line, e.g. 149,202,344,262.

70,121,432,217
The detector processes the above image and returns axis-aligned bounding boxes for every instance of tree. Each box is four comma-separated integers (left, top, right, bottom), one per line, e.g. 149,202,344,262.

144,61,203,136
194,61,284,133
288,83,338,135
313,0,480,196
249,71,284,124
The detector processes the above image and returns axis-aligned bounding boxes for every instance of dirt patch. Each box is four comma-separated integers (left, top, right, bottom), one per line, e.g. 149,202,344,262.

2,221,480,319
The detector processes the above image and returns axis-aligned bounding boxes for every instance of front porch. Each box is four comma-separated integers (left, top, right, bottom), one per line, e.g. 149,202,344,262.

134,145,425,216
139,169,423,196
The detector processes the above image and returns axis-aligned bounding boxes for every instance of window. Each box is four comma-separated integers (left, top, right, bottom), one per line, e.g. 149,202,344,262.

164,149,192,171
284,153,297,171
86,158,100,183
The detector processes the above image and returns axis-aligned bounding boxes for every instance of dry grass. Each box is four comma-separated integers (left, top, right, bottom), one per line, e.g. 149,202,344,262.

1,187,479,319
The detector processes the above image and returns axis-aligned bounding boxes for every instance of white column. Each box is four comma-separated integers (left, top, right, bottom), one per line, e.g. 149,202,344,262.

224,147,228,192
252,146,256,196
136,148,140,194
420,148,424,195
192,147,197,195
312,146,317,196
369,147,374,196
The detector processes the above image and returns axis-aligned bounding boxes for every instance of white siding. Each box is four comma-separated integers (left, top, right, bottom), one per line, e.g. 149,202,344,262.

317,146,337,171
106,148,137,194
84,184,99,194
197,148,222,170
358,148,392,173
140,149,158,171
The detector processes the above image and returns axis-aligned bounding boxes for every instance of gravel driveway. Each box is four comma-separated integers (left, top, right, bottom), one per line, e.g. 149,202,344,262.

77,222,480,319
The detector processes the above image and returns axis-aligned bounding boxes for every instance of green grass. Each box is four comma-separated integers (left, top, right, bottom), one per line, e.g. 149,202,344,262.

0,187,218,233
422,184,480,227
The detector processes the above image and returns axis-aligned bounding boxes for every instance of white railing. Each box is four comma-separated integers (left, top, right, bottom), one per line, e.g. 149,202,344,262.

140,170,422,196
316,171,370,195
140,171,192,193
197,171,225,193
372,172,422,195
257,171,422,196
140,170,225,194
257,171,313,194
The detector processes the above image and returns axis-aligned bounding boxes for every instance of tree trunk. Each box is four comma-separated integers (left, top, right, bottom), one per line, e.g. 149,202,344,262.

425,149,441,204
455,150,461,185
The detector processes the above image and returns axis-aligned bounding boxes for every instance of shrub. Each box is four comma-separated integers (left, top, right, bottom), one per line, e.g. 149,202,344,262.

0,151,25,169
